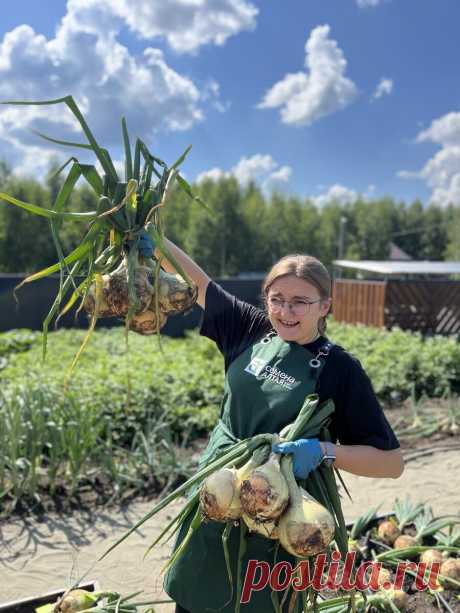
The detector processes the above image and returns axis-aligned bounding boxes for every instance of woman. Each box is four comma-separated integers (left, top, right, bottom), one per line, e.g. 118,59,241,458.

150,236,404,613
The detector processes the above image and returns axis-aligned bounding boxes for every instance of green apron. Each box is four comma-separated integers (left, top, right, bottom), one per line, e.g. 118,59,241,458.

164,331,328,612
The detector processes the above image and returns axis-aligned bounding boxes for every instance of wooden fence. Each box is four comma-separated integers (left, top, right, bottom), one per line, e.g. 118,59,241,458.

332,279,386,328
332,279,460,335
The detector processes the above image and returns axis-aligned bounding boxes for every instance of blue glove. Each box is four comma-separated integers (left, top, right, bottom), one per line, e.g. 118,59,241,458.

272,439,324,479
138,229,155,258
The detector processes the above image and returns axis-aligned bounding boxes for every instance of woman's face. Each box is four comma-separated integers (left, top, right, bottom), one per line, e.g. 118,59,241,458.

266,274,331,344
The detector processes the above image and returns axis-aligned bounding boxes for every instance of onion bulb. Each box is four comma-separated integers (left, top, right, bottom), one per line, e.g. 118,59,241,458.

240,452,289,521
375,567,392,590
440,558,460,581
388,589,409,610
377,519,400,545
157,270,198,315
393,534,418,549
200,467,242,522
200,450,269,522
420,549,444,566
277,456,335,558
54,589,100,613
129,308,167,335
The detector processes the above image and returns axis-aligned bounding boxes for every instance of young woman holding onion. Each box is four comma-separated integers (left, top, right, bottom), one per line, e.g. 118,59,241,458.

141,234,404,613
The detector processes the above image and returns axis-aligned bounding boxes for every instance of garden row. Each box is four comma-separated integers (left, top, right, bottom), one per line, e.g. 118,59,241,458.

0,322,459,514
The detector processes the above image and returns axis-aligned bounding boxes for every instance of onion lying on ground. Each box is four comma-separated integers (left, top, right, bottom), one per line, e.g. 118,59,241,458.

277,456,335,557
387,589,409,610
420,549,444,566
393,534,418,549
377,519,401,545
375,567,393,589
440,558,460,581
54,589,102,613
240,451,289,521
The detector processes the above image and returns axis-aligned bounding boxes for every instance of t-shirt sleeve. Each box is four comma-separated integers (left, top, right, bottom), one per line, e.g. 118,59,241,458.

331,352,400,450
199,280,270,369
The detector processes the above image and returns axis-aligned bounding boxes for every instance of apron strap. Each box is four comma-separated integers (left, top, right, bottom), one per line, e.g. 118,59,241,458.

308,340,334,369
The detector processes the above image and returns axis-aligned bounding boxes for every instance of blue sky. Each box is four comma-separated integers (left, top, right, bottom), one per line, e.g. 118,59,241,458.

1,0,460,207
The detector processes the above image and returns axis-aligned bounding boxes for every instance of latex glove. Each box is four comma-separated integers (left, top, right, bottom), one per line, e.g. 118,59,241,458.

272,438,323,479
138,229,155,258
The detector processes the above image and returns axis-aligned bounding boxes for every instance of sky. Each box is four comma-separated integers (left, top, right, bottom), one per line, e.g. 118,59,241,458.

1,0,460,207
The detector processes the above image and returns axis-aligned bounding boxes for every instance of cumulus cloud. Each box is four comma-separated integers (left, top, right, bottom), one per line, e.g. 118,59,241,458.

111,0,258,54
399,112,460,206
196,154,292,191
0,0,249,176
312,184,358,207
372,77,393,99
257,25,358,126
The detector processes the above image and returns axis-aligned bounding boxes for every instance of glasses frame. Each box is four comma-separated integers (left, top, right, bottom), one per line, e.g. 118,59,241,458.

266,296,323,316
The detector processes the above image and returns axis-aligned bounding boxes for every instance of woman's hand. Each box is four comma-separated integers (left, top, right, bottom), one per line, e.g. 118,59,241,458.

138,229,155,258
272,439,324,479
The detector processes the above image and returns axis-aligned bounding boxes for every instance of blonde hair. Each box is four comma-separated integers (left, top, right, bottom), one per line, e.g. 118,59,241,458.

261,254,332,335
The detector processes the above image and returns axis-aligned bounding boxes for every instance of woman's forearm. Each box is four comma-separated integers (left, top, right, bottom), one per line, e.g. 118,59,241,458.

320,443,404,479
154,237,211,308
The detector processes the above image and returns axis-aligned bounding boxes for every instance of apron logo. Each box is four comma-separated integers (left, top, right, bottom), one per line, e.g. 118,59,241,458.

244,358,298,390
244,357,267,376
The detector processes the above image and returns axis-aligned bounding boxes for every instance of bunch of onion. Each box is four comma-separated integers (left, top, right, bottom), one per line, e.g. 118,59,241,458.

96,395,351,610
0,94,204,373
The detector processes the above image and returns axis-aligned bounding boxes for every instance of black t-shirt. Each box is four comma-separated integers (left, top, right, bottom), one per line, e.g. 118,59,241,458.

200,280,400,451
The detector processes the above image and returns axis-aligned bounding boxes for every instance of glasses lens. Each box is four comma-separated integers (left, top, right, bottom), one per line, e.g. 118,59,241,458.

268,298,309,316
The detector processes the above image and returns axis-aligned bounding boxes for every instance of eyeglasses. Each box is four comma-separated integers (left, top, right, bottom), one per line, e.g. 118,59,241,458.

267,296,322,316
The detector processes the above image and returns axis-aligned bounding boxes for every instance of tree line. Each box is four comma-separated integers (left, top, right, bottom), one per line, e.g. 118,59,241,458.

0,160,459,276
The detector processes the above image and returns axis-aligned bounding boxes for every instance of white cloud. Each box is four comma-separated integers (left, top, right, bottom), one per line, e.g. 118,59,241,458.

416,112,460,146
0,0,248,177
372,77,393,99
399,111,460,206
196,167,226,183
312,184,358,207
111,0,258,54
356,0,384,7
257,25,358,126
196,154,292,191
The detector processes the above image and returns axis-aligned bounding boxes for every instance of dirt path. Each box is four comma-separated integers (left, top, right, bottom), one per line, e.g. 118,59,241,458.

1,448,459,612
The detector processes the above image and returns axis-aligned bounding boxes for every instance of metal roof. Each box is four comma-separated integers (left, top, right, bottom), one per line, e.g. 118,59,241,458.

333,260,460,275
